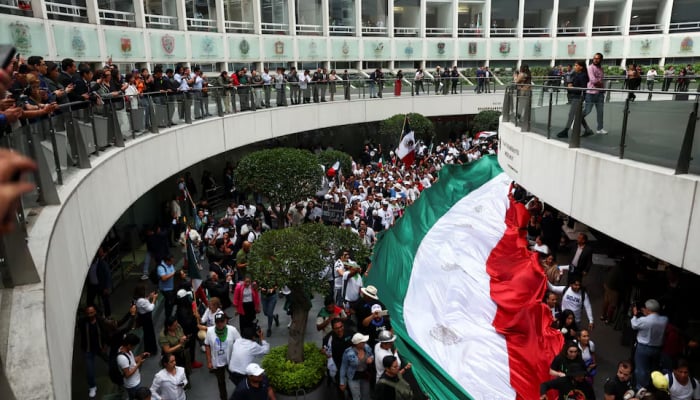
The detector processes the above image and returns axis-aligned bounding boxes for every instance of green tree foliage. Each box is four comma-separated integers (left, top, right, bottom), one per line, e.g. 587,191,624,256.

248,223,368,362
377,113,435,150
471,110,501,134
316,149,353,178
234,148,323,227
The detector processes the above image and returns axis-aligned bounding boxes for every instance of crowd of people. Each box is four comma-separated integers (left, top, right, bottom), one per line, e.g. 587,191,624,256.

518,187,700,399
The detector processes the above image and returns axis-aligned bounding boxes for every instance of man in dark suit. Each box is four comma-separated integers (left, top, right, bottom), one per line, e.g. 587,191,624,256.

568,233,593,284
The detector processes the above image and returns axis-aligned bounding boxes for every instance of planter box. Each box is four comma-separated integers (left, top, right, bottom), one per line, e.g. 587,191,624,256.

275,376,329,400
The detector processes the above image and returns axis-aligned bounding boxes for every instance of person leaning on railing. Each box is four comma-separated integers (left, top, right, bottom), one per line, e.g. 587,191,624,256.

514,64,532,121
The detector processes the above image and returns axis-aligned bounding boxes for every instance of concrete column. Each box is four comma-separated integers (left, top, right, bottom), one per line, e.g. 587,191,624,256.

29,0,46,19
660,0,674,34
388,0,394,38
322,0,330,36
85,0,100,24
253,0,262,34
132,0,147,28
288,0,296,35
483,0,491,38
356,0,362,36
620,0,633,36
419,0,426,38
585,0,595,37
452,0,458,38
551,0,559,38
517,0,525,38
176,0,188,31
216,0,226,33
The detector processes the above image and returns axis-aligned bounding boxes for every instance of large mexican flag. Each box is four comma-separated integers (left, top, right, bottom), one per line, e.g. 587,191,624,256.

368,156,562,400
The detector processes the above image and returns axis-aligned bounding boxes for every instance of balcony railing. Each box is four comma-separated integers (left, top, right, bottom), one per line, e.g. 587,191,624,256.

187,17,217,31
329,25,355,35
225,20,254,33
394,27,419,36
296,24,322,35
592,25,621,35
145,14,178,29
629,23,663,34
98,9,136,27
362,26,388,35
46,1,88,21
261,22,288,34
457,27,484,37
426,27,452,37
501,80,700,174
490,27,517,37
557,26,584,36
669,21,700,33
522,27,550,37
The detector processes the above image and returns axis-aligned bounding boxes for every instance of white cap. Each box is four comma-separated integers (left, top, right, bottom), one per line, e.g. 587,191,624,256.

176,289,189,299
245,363,265,376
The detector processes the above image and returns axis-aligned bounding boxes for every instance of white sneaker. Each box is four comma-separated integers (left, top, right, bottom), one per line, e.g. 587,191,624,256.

140,274,149,281
88,387,97,398
596,129,608,135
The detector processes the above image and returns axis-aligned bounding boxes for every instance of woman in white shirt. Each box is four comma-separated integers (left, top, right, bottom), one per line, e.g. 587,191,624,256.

150,353,188,400
577,329,597,384
134,284,158,355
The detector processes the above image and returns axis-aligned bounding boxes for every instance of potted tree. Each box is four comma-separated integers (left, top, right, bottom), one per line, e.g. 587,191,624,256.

237,148,369,397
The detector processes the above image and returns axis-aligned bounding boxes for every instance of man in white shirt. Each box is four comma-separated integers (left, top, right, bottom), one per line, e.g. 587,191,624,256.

117,333,150,399
205,312,241,400
631,299,668,389
646,67,658,91
342,260,363,309
228,326,270,386
668,358,700,400
548,277,593,330
377,201,394,231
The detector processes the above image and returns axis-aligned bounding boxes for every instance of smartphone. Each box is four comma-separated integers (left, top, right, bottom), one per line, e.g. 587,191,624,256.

379,310,389,317
0,45,17,69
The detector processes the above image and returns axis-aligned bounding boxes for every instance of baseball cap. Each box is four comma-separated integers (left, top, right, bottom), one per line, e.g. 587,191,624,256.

351,333,370,345
245,363,265,376
176,289,189,299
214,311,228,322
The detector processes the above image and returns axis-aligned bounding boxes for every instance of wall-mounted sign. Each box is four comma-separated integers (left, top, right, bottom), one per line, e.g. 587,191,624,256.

262,37,293,61
190,34,224,59
0,16,49,57
149,32,186,60
331,38,359,60
53,24,101,59
104,28,145,60
229,36,260,60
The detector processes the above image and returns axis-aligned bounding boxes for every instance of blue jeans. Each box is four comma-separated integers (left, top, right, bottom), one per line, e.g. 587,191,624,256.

261,294,278,331
635,343,661,389
368,83,376,98
347,377,371,400
583,93,605,130
85,351,97,388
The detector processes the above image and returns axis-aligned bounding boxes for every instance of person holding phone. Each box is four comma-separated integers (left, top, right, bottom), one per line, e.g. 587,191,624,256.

363,304,392,348
117,333,150,400
150,353,187,400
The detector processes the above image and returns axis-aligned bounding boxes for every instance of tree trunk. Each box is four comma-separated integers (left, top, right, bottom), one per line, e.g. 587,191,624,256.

286,287,312,363
273,204,290,230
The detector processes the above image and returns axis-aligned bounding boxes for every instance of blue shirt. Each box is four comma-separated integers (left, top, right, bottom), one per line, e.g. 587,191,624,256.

158,262,175,291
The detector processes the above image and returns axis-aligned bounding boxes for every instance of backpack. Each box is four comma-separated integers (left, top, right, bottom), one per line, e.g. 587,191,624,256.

149,264,164,286
668,372,698,390
108,352,128,386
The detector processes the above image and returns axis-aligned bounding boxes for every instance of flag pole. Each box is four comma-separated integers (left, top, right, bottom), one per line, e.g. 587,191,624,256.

396,114,408,166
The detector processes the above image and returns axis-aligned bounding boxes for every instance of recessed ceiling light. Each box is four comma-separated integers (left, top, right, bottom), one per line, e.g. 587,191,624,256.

632,15,639,19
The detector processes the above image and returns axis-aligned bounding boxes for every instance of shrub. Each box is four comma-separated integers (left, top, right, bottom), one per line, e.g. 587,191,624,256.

262,343,327,395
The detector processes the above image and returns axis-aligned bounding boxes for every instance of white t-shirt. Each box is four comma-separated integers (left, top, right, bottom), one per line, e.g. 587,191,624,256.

578,341,595,364
334,259,345,289
116,351,140,389
135,297,154,314
669,374,700,400
204,325,240,368
374,344,401,382
343,272,363,302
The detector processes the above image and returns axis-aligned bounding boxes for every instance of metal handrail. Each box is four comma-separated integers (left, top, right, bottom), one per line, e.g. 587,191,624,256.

145,14,177,28
296,24,322,34
523,27,550,36
394,27,419,36
98,9,136,25
187,17,217,29
669,21,700,32
490,27,517,36
592,25,621,34
362,26,388,34
557,26,584,34
426,27,452,36
225,20,254,32
629,23,663,32
457,27,484,37
329,25,355,34
503,82,700,175
261,22,288,33
45,1,87,18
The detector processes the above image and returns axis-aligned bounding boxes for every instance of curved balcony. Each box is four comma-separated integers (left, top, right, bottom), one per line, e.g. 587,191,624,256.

497,81,700,275
1,85,504,400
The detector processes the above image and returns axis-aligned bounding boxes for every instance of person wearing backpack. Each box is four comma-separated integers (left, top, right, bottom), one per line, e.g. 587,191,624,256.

375,355,414,400
668,358,700,400
115,333,150,399
548,274,594,331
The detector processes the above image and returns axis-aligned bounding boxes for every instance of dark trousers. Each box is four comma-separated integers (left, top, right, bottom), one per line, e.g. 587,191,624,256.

264,85,271,107
213,366,227,400
161,289,175,320
229,370,246,386
240,301,257,331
